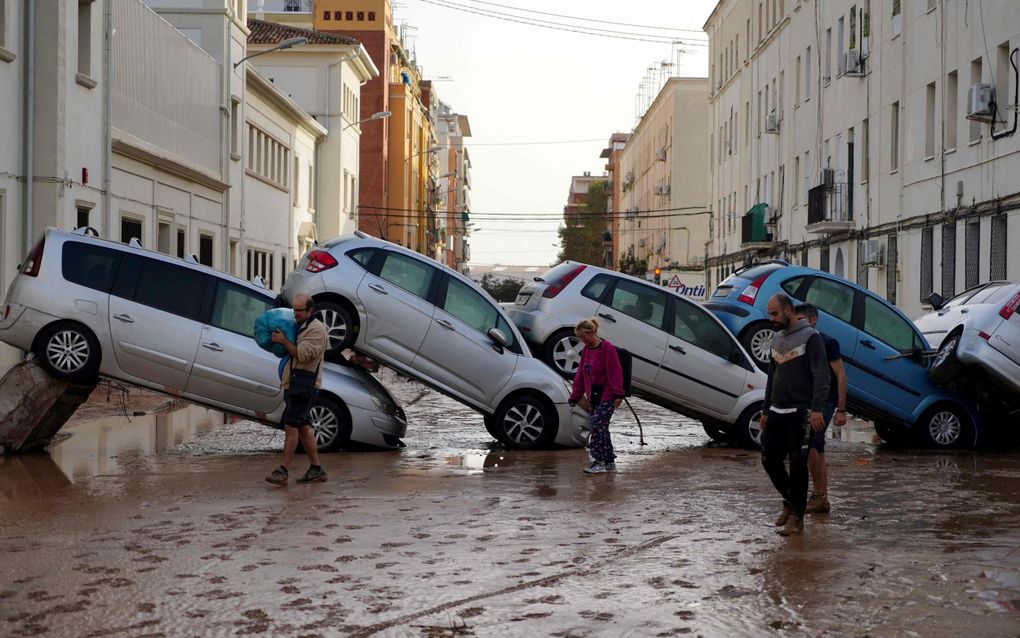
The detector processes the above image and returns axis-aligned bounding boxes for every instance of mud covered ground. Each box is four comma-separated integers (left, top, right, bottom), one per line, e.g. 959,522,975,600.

1,372,1019,637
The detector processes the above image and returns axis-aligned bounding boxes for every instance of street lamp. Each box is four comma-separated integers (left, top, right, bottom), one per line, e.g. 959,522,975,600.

234,37,307,68
342,110,391,131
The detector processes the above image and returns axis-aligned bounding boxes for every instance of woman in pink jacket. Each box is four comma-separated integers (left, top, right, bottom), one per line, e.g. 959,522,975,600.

568,318,625,474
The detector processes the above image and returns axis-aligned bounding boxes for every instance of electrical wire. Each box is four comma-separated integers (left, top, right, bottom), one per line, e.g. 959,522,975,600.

357,204,711,222
463,137,606,146
454,0,708,34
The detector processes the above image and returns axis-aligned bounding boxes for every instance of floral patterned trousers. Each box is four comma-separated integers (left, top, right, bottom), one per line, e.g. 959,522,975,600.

588,398,617,464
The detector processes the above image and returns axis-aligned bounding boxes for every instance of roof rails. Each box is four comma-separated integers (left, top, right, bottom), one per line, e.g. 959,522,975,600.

71,226,101,237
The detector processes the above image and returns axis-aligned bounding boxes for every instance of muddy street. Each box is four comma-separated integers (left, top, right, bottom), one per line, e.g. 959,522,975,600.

1,375,1019,638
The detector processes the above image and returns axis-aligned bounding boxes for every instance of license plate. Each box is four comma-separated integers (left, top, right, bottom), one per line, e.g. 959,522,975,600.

515,292,533,305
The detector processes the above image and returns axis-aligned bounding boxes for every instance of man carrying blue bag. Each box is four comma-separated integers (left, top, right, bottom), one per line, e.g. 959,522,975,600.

263,294,329,486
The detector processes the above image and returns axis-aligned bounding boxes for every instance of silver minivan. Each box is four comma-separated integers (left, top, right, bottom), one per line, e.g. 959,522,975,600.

280,233,589,450
0,228,407,451
508,262,768,446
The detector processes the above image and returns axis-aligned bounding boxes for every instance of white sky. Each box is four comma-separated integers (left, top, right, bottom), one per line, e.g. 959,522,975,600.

392,0,718,267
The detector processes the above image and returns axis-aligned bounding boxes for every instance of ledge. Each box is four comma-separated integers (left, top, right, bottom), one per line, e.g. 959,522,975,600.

0,47,15,63
76,72,97,89
113,131,229,192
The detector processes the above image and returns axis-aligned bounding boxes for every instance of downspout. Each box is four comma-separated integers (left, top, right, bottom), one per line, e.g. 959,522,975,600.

222,19,232,272
103,0,113,238
22,0,35,257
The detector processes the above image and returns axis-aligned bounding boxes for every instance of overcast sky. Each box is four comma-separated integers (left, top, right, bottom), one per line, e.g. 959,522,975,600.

392,0,717,267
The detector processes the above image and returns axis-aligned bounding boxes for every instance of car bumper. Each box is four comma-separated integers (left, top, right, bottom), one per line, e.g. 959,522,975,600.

0,305,58,353
346,401,405,448
957,330,1020,396
553,402,590,447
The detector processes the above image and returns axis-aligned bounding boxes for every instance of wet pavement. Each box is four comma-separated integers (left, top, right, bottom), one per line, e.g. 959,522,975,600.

1,371,1019,637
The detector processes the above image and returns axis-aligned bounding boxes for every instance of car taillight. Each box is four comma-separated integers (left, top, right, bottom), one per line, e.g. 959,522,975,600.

999,291,1020,319
21,237,45,277
305,250,338,273
542,264,587,299
737,272,772,305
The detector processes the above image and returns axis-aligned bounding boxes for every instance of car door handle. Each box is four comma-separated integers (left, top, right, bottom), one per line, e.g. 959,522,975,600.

960,309,969,314
202,343,224,352
435,318,455,330
861,339,876,350
669,344,686,355
368,283,388,295
113,314,134,323
597,312,616,323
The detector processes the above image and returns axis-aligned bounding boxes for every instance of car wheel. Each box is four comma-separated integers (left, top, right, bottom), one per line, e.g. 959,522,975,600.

928,333,962,387
874,420,911,445
741,323,775,371
35,322,101,383
492,395,557,450
316,301,356,353
309,395,352,452
483,416,509,444
701,421,730,443
736,403,765,449
917,404,971,450
542,329,582,379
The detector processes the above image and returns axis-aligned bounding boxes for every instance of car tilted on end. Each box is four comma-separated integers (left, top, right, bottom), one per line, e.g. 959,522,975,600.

0,228,407,451
506,262,768,447
280,232,588,450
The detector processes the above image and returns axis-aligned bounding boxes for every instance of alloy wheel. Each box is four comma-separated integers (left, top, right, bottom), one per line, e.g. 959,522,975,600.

927,410,962,447
552,335,582,376
319,308,349,350
745,408,764,448
46,330,90,373
310,405,341,448
749,328,775,365
502,402,545,446
932,336,958,369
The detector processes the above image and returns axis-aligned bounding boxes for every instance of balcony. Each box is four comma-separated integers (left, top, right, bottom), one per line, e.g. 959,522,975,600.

740,204,775,248
806,183,853,234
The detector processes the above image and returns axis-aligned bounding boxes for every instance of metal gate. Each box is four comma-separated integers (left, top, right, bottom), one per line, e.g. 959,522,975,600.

941,223,956,298
965,221,980,290
990,215,1007,281
886,235,897,304
920,227,933,303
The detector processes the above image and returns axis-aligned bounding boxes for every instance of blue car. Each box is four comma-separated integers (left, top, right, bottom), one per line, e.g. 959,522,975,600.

705,262,983,449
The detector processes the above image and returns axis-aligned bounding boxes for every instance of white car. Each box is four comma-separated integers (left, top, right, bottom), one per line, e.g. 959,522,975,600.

280,233,589,450
0,228,407,451
507,262,768,447
916,282,1020,406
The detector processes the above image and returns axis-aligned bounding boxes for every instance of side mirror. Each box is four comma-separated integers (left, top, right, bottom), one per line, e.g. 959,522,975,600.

487,328,508,354
927,292,944,310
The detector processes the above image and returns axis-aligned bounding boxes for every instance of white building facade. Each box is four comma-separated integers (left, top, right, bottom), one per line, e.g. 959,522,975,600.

706,0,1020,319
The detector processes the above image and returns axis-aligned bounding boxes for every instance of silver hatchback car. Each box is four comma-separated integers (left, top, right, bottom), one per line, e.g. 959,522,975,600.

280,233,588,450
507,262,768,446
0,228,407,451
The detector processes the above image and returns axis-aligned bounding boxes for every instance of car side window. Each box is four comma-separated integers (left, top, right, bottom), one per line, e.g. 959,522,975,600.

803,277,855,323
210,282,274,338
671,299,735,360
608,279,668,329
780,275,808,298
131,258,208,321
862,296,920,352
61,242,121,292
441,277,518,350
378,252,434,300
581,274,613,302
347,247,376,271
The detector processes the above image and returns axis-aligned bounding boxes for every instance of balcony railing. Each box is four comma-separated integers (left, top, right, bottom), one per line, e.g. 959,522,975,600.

807,183,853,233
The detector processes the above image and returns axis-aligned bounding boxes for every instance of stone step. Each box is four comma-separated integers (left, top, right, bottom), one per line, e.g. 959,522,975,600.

0,360,96,453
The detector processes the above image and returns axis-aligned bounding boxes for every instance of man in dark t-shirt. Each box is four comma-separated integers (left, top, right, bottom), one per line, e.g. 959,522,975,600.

795,303,848,515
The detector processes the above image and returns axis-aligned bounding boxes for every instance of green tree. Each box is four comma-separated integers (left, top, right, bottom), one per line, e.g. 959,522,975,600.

479,273,524,303
556,180,609,266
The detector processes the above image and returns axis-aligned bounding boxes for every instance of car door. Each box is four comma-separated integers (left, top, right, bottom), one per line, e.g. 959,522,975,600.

355,250,437,365
594,278,669,389
656,297,749,417
987,286,1020,368
414,275,519,407
185,281,283,416
108,255,206,392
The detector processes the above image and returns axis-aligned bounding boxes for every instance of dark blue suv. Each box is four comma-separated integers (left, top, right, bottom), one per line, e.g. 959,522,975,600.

705,262,983,449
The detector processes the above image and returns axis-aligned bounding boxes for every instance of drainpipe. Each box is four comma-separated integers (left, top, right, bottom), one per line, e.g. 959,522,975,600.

22,0,35,257
103,0,113,238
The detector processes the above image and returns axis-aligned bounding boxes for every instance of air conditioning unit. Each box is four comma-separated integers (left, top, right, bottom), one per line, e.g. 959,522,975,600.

820,168,835,187
765,111,779,133
844,50,865,76
861,239,885,266
966,84,995,122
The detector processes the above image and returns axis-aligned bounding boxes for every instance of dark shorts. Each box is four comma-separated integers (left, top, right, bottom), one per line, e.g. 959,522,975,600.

282,389,317,428
810,402,837,453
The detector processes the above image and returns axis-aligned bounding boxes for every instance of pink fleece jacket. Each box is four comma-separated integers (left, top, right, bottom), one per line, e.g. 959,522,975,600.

568,339,626,404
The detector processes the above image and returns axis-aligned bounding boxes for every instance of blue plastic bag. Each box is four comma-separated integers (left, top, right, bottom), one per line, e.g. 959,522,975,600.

254,308,296,358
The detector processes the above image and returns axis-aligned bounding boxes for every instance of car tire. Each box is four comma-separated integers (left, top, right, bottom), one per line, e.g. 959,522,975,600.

491,395,557,450
483,415,509,444
316,301,356,353
35,321,101,383
741,323,775,371
701,421,730,443
542,329,582,379
916,404,972,450
928,333,962,388
736,403,765,449
308,395,352,452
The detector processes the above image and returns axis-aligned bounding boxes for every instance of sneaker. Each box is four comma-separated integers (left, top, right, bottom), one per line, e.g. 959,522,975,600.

604,462,617,472
265,467,288,486
777,515,804,536
806,493,831,514
297,466,328,484
774,503,793,526
583,462,607,474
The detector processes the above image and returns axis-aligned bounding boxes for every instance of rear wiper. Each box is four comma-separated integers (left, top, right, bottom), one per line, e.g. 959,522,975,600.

533,277,545,283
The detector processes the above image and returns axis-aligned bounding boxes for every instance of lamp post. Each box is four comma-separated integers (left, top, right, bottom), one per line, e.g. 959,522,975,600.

234,37,307,69
342,110,391,131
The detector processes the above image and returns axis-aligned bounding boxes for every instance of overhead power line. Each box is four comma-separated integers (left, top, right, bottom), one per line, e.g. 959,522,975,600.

356,204,712,222
464,137,606,146
456,0,709,34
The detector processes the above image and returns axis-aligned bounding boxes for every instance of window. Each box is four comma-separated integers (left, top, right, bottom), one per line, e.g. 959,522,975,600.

942,223,956,298
61,242,121,292
892,0,901,35
970,58,983,142
76,207,90,230
441,277,516,348
78,0,92,78
824,28,832,81
199,233,214,267
334,11,341,20
996,42,1011,135
990,215,1007,280
176,228,186,259
157,221,171,254
965,220,980,290
347,247,377,270
230,99,240,158
247,248,272,289
128,258,207,320
581,274,612,302
378,252,435,299
861,118,869,181
368,11,376,20
890,101,899,171
804,46,812,100
671,299,734,361
946,71,958,149
803,277,855,323
211,283,273,338
356,11,364,20
920,227,933,303
322,10,330,20
607,279,668,330
345,11,353,20
121,217,142,245
795,56,801,103
246,124,290,188
837,17,845,74
862,296,919,352
924,82,936,159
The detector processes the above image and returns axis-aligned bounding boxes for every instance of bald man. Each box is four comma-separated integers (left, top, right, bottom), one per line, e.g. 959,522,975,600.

266,293,329,485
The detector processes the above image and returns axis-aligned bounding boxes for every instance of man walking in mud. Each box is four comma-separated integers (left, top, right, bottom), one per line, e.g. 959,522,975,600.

759,293,830,536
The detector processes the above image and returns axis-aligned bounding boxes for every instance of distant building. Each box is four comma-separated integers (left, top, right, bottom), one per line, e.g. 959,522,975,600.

600,133,630,270
469,264,547,285
564,172,603,228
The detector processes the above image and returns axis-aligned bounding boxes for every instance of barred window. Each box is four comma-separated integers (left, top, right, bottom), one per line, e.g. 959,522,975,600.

941,223,956,298
246,124,290,189
920,227,933,302
990,215,1007,280
965,221,980,289
857,240,867,287
886,235,897,304
820,244,830,273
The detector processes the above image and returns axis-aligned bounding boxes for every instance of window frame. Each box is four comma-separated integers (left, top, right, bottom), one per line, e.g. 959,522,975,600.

436,274,523,354
208,280,276,339
605,278,670,331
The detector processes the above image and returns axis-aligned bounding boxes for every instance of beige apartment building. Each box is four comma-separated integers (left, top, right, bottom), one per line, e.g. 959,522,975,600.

618,77,710,297
705,0,1020,318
